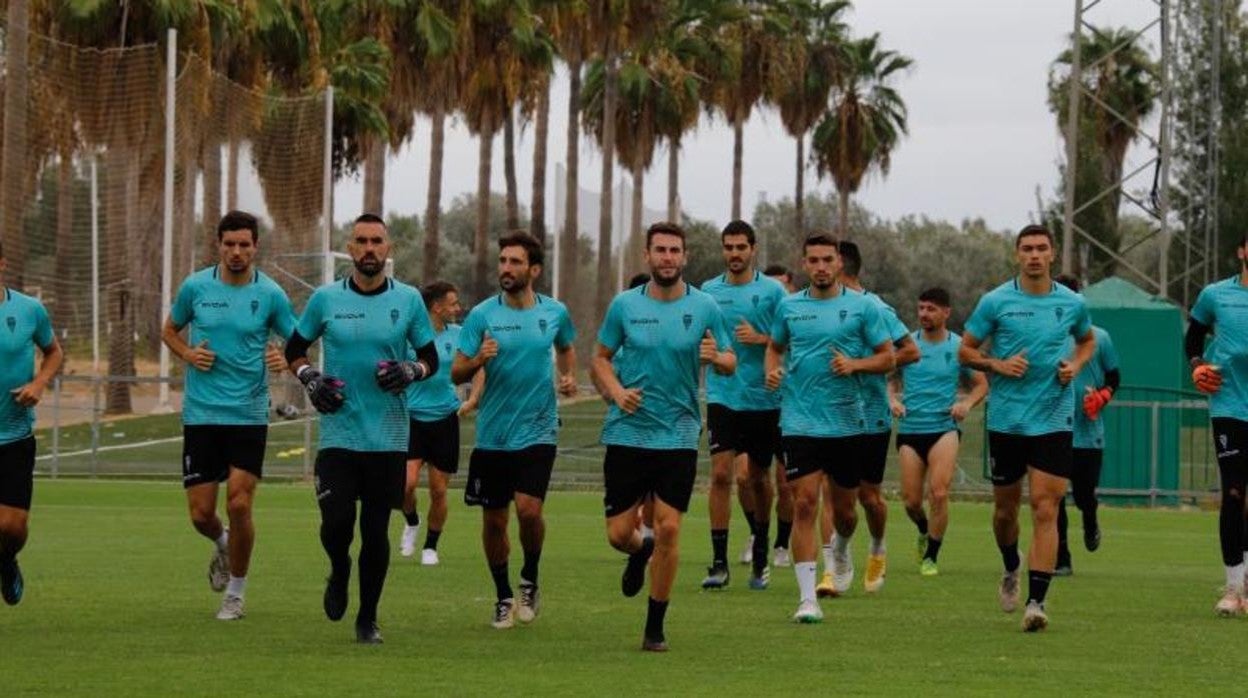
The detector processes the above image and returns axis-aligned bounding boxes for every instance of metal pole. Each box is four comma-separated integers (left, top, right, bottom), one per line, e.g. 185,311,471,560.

1208,0,1222,286
322,86,335,287
51,377,60,479
90,377,100,478
155,28,177,413
1061,0,1084,275
1158,0,1173,299
1150,403,1161,507
90,156,100,375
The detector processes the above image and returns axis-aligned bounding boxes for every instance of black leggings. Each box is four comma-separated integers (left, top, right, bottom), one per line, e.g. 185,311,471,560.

1058,448,1103,546
1214,419,1248,567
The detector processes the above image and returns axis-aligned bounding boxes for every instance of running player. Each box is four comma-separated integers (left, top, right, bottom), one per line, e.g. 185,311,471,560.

1184,233,1248,616
890,287,987,576
765,233,893,623
285,213,439,644
959,224,1095,632
837,240,919,594
701,220,786,590
762,264,796,567
399,281,484,565
593,221,735,651
1053,275,1120,576
452,232,577,630
0,246,64,607
161,211,296,620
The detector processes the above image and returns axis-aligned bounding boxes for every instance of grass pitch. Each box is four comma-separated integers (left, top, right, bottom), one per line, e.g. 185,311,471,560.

1,479,1240,695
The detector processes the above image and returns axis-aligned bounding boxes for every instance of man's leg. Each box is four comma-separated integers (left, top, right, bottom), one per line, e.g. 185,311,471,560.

314,452,359,623
400,458,423,556
1213,422,1248,615
789,472,823,615
1072,448,1103,551
515,493,545,623
734,455,759,564
898,444,929,562
1024,467,1068,629
219,467,258,616
356,468,396,637
773,461,794,559
0,505,28,606
1055,495,1072,575
423,468,451,556
993,480,1023,613
830,479,860,594
745,457,773,581
482,507,512,603
186,482,230,593
924,433,959,567
706,449,735,584
816,475,836,594
645,498,685,643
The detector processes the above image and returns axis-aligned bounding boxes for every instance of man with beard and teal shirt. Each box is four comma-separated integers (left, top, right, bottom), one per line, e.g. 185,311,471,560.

284,213,439,644
453,232,577,631
700,220,786,591
592,221,735,651
764,232,894,624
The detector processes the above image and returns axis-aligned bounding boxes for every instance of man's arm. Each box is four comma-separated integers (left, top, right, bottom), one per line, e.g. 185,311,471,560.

555,344,578,397
13,339,64,407
590,343,641,413
893,335,920,368
162,317,215,372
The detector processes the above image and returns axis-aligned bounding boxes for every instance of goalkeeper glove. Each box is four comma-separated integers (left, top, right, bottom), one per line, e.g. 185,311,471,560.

1193,364,1223,395
296,365,346,414
1082,386,1113,420
376,360,428,393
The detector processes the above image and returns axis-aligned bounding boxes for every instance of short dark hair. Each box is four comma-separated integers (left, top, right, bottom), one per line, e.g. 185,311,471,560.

218,210,259,242
627,273,650,289
721,219,756,245
837,240,862,277
918,287,951,307
802,232,839,253
1054,273,1080,293
763,264,790,278
1015,224,1054,247
646,221,686,248
498,231,544,267
420,280,458,308
354,212,387,229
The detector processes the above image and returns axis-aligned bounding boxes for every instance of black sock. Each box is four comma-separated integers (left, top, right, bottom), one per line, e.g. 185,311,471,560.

645,597,669,640
521,549,542,586
742,507,757,537
924,536,943,562
752,523,770,574
490,562,513,601
1028,570,1053,605
423,529,442,551
774,519,793,549
999,541,1020,573
1057,498,1069,548
356,499,392,626
403,510,420,527
711,529,728,567
915,515,929,536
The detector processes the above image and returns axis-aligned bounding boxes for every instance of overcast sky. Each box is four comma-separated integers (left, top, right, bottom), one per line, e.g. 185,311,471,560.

330,0,1163,234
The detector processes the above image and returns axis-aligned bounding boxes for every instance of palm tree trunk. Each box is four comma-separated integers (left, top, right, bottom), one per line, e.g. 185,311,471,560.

838,189,850,238
54,153,75,330
475,128,494,301
631,158,644,279
559,59,582,305
180,153,197,280
202,140,222,265
667,138,679,222
503,108,520,231
363,141,386,215
105,147,137,414
597,45,619,319
422,106,445,284
530,78,550,245
731,112,744,221
227,137,240,211
1,0,30,287
794,135,805,237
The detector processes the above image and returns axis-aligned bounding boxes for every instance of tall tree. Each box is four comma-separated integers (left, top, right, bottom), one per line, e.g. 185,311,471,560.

548,0,592,303
1,0,31,287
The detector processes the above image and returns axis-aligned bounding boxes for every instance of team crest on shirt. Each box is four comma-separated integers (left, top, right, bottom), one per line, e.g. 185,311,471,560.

945,351,952,365
250,299,259,316
682,313,693,331
838,309,848,323
444,342,452,355
390,308,400,325
4,317,13,333
1055,307,1065,321
751,295,760,307
538,318,548,335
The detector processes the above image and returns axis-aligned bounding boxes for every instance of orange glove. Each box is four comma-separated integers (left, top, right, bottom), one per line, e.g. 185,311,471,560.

1082,387,1112,420
1193,364,1223,395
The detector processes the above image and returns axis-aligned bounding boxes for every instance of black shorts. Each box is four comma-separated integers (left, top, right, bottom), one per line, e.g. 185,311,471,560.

706,404,781,468
182,424,267,488
0,436,36,510
464,444,557,509
407,414,460,474
313,448,406,510
1213,418,1248,471
855,431,892,485
896,430,960,463
782,435,861,489
602,446,698,516
987,431,1072,486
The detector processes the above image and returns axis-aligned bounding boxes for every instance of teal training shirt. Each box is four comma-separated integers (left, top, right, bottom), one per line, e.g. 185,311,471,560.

295,277,436,452
848,288,910,433
1072,325,1119,449
770,287,891,439
701,271,786,411
964,278,1092,436
458,294,575,450
406,323,462,422
598,283,732,450
170,267,297,426
1190,277,1248,421
0,290,54,445
899,330,972,435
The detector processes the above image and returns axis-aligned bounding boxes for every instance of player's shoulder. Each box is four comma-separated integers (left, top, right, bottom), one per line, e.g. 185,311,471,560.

757,273,787,295
4,288,47,314
535,293,569,314
181,265,218,289
685,284,721,312
389,278,422,299
253,269,290,296
699,274,726,292
947,330,962,345
1092,325,1112,342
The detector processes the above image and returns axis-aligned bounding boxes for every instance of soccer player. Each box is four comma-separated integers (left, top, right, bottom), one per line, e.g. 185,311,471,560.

959,224,1095,632
0,246,64,607
1053,275,1120,576
890,287,987,576
1184,233,1248,616
399,281,484,565
452,232,577,630
161,210,296,620
701,220,787,591
592,221,735,651
285,213,439,644
765,233,893,623
837,240,919,594
762,264,797,567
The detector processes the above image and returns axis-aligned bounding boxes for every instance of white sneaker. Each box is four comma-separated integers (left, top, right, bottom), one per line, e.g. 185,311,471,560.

772,547,792,568
421,548,440,566
216,594,245,621
792,598,823,624
517,580,540,624
832,547,854,594
740,535,755,565
1022,600,1048,632
208,546,230,593
999,570,1021,613
400,524,419,558
1215,587,1245,617
492,599,515,629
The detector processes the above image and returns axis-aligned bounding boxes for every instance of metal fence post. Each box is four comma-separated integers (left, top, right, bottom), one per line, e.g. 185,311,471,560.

51,377,60,478
90,376,101,478
1150,403,1160,508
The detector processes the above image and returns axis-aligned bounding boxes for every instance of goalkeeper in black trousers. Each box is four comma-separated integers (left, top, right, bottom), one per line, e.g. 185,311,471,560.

285,214,438,643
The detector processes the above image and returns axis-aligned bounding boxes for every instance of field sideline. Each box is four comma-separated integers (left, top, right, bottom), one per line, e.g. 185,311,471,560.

0,480,1241,695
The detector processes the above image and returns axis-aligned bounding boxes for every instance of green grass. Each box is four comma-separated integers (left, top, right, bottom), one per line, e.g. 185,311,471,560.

3,479,1242,695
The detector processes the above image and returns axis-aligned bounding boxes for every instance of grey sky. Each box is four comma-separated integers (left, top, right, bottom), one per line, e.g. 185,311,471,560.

332,0,1163,233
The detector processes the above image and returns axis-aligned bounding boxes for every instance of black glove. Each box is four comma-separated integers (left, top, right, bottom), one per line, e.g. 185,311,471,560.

296,366,346,414
376,360,428,393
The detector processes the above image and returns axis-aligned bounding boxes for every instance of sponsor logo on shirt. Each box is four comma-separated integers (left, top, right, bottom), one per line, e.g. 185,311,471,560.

751,295,760,307
1055,307,1065,321
490,324,523,332
538,318,548,335
945,351,953,365
199,301,229,309
333,312,365,320
1002,311,1036,318
630,318,660,325
838,309,848,323
792,314,819,322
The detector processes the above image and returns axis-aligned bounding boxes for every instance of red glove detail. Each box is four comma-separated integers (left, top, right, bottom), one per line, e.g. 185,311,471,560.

1082,387,1113,420
1193,364,1223,395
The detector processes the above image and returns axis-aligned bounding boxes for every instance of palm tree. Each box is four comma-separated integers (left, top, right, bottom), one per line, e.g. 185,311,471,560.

811,34,911,237
548,0,592,303
1,0,31,287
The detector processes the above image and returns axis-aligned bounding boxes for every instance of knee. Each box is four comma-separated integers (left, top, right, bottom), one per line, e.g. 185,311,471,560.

607,523,634,550
226,494,252,522
429,485,448,504
710,465,733,490
793,489,818,521
653,519,680,547
859,487,883,510
515,501,543,527
734,472,752,493
189,504,216,529
1031,498,1058,525
992,506,1015,529
929,483,949,506
834,506,857,529
483,511,509,535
